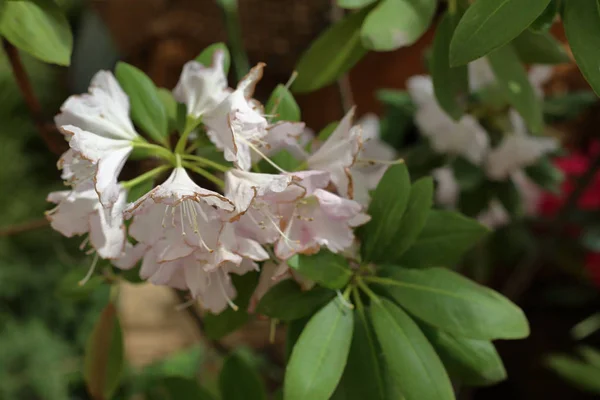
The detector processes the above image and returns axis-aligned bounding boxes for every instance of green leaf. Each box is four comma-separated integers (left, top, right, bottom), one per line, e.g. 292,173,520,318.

543,91,598,123
55,269,104,301
399,210,489,268
195,42,231,75
317,121,339,142
369,298,454,400
292,8,369,93
360,163,411,263
563,0,600,97
146,377,215,400
285,317,310,362
287,250,352,290
494,179,522,216
529,0,557,33
377,267,530,340
512,30,570,65
84,303,124,400
115,62,169,144
0,0,72,65
256,280,335,321
158,88,187,134
265,84,301,122
388,177,434,263
546,355,600,394
487,44,544,133
284,298,354,400
578,346,600,368
431,12,468,120
449,0,551,66
126,177,155,203
361,0,436,51
337,0,377,9
220,353,267,400
332,305,386,400
204,272,258,339
421,326,507,386
376,89,416,148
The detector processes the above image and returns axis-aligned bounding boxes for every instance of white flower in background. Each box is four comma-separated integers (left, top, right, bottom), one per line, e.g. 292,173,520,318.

477,200,510,229
486,110,558,181
432,167,460,208
350,113,396,205
173,50,229,118
46,185,127,259
468,58,552,97
55,71,140,208
307,108,363,199
407,75,489,165
124,167,234,262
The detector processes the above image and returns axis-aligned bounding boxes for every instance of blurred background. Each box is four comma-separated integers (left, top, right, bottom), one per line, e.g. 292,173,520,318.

1,1,600,399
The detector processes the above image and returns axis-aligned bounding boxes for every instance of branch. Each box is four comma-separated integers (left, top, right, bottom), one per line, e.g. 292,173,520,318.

0,218,49,237
2,39,65,155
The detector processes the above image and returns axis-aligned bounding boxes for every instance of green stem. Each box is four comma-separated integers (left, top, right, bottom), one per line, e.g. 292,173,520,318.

217,0,249,83
356,277,381,305
352,286,364,312
132,141,176,164
122,165,170,189
182,161,225,189
174,117,200,154
181,154,230,173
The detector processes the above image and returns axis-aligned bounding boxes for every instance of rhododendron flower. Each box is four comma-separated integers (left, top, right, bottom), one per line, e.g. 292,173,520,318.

46,185,127,259
477,200,510,229
307,108,363,198
407,75,489,165
469,58,552,97
433,167,460,208
257,121,308,160
55,71,139,207
486,111,558,181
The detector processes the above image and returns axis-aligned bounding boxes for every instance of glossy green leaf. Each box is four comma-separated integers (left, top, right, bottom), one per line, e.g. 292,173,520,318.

421,326,506,386
529,0,558,32
0,0,72,65
115,62,169,144
361,0,436,51
546,355,600,394
265,84,301,122
256,280,335,321
399,210,489,268
146,377,215,400
220,353,267,400
431,12,468,120
292,8,369,93
285,317,310,362
449,0,551,66
360,163,411,263
512,30,570,65
487,44,543,133
564,0,600,97
338,0,377,9
332,305,386,400
284,299,354,400
204,272,258,339
287,250,352,290
158,88,187,134
84,303,124,400
377,267,530,340
195,42,231,75
370,298,454,400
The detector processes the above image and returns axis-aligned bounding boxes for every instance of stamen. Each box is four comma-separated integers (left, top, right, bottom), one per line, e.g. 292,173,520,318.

238,136,288,173
175,297,196,311
161,205,170,228
79,236,89,251
171,206,176,227
179,205,186,236
217,272,238,311
79,253,99,286
356,157,405,166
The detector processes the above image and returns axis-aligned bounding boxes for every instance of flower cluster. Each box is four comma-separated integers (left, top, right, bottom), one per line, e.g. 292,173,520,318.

46,51,396,313
408,59,558,228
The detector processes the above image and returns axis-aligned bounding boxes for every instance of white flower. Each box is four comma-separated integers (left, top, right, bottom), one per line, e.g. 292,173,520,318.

57,149,96,188
350,114,396,205
125,167,234,261
485,110,558,180
255,121,308,161
432,167,460,208
407,75,489,165
55,71,139,207
172,49,230,118
202,64,269,171
307,108,363,198
477,200,510,229
274,173,370,259
46,185,127,259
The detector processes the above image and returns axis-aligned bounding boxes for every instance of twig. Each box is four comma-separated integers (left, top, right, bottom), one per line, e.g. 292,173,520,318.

173,290,230,355
330,1,355,114
502,154,600,301
2,39,65,155
0,218,49,237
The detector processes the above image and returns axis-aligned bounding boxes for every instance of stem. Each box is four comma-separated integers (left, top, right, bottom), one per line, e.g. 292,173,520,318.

2,39,65,155
352,286,364,312
175,117,200,154
356,277,381,305
330,1,354,115
132,141,176,164
121,165,170,189
217,0,249,83
0,218,49,237
183,162,225,189
181,154,230,173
